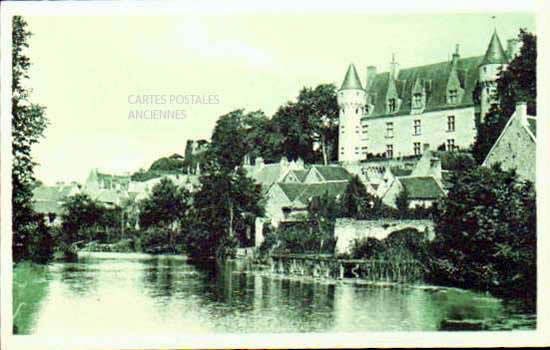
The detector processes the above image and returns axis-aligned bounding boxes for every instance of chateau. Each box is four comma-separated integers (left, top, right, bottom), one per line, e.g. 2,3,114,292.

337,30,521,163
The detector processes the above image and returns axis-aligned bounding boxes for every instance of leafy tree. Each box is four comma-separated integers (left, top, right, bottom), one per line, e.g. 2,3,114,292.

149,153,185,172
299,84,340,165
60,194,106,245
430,164,536,307
270,84,339,164
208,109,250,170
341,175,371,218
12,16,52,263
472,29,536,164
138,178,190,249
395,186,410,218
185,165,264,258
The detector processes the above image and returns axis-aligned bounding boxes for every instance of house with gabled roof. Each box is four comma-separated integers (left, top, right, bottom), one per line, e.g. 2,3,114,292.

265,181,349,227
483,102,536,183
337,30,521,163
382,176,446,209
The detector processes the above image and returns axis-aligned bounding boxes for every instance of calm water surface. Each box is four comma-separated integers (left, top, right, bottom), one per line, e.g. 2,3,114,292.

14,252,535,335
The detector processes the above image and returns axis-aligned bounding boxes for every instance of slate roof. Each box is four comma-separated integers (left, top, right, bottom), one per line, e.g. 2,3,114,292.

390,167,413,177
33,200,63,215
398,176,445,200
340,64,363,90
296,182,348,204
311,166,352,181
364,55,484,119
278,181,349,204
292,170,309,182
249,164,286,188
278,183,307,202
481,31,509,65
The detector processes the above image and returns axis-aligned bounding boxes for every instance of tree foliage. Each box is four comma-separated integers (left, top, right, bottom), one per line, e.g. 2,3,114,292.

184,165,264,258
12,16,52,263
430,164,536,306
472,29,536,164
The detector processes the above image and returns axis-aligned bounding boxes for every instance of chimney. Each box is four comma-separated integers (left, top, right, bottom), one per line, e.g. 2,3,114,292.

516,101,528,127
366,66,377,90
451,44,460,66
390,53,399,80
507,38,521,60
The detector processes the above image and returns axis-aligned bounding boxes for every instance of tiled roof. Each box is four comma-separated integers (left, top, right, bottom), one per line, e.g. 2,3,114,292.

481,31,508,65
364,56,483,119
340,64,363,90
312,166,352,181
398,176,445,200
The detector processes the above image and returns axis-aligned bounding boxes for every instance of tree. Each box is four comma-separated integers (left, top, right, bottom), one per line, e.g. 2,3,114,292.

138,178,190,249
60,194,106,245
341,175,371,219
185,165,264,258
395,186,410,218
299,84,339,165
430,164,536,307
12,16,52,263
472,29,536,164
208,109,250,170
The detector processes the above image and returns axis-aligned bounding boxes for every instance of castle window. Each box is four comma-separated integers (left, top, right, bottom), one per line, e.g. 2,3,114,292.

413,93,423,108
388,98,397,113
356,108,359,114
448,89,458,104
414,142,421,155
447,115,455,132
414,119,421,135
386,144,394,159
385,122,394,138
446,139,455,151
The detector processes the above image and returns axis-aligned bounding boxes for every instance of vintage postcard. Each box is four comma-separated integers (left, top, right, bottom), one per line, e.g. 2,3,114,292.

0,0,548,348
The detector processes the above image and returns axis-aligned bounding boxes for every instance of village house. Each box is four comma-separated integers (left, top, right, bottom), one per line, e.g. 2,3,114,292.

32,182,81,226
381,144,447,208
482,102,536,183
337,30,521,163
245,156,353,227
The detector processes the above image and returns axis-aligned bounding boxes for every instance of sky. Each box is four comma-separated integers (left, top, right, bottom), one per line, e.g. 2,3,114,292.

24,12,535,185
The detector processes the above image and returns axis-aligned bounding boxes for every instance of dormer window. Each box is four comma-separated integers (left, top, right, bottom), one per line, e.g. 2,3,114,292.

448,89,458,104
388,98,397,113
413,93,423,108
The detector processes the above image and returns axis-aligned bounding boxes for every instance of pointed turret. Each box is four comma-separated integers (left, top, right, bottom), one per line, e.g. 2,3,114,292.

481,30,508,65
340,64,363,90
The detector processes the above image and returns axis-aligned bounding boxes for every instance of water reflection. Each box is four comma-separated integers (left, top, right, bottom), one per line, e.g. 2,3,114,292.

13,252,535,335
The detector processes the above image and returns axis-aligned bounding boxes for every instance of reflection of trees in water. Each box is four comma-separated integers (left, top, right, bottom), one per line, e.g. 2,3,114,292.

141,257,180,299
59,261,98,297
13,263,51,334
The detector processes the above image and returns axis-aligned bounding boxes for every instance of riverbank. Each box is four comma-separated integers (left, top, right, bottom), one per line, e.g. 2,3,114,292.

13,254,536,334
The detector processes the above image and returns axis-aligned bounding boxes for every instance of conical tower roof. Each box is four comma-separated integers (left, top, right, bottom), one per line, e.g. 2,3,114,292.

340,64,363,90
481,30,508,65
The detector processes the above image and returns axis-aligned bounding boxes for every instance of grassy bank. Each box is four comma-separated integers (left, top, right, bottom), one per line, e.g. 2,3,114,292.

12,262,50,334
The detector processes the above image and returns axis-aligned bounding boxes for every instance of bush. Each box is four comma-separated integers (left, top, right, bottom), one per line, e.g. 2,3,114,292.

430,165,536,308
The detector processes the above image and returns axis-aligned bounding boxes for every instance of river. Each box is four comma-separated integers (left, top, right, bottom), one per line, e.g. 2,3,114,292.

13,252,535,335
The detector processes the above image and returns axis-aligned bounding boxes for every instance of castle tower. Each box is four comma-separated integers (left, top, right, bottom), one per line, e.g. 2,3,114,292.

479,30,509,120
337,64,366,163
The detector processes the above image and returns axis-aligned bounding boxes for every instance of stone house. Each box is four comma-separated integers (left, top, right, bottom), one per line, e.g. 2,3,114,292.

32,183,81,226
482,102,536,183
337,30,521,162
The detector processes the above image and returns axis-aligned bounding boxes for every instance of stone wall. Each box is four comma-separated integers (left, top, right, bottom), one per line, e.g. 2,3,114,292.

334,218,435,255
